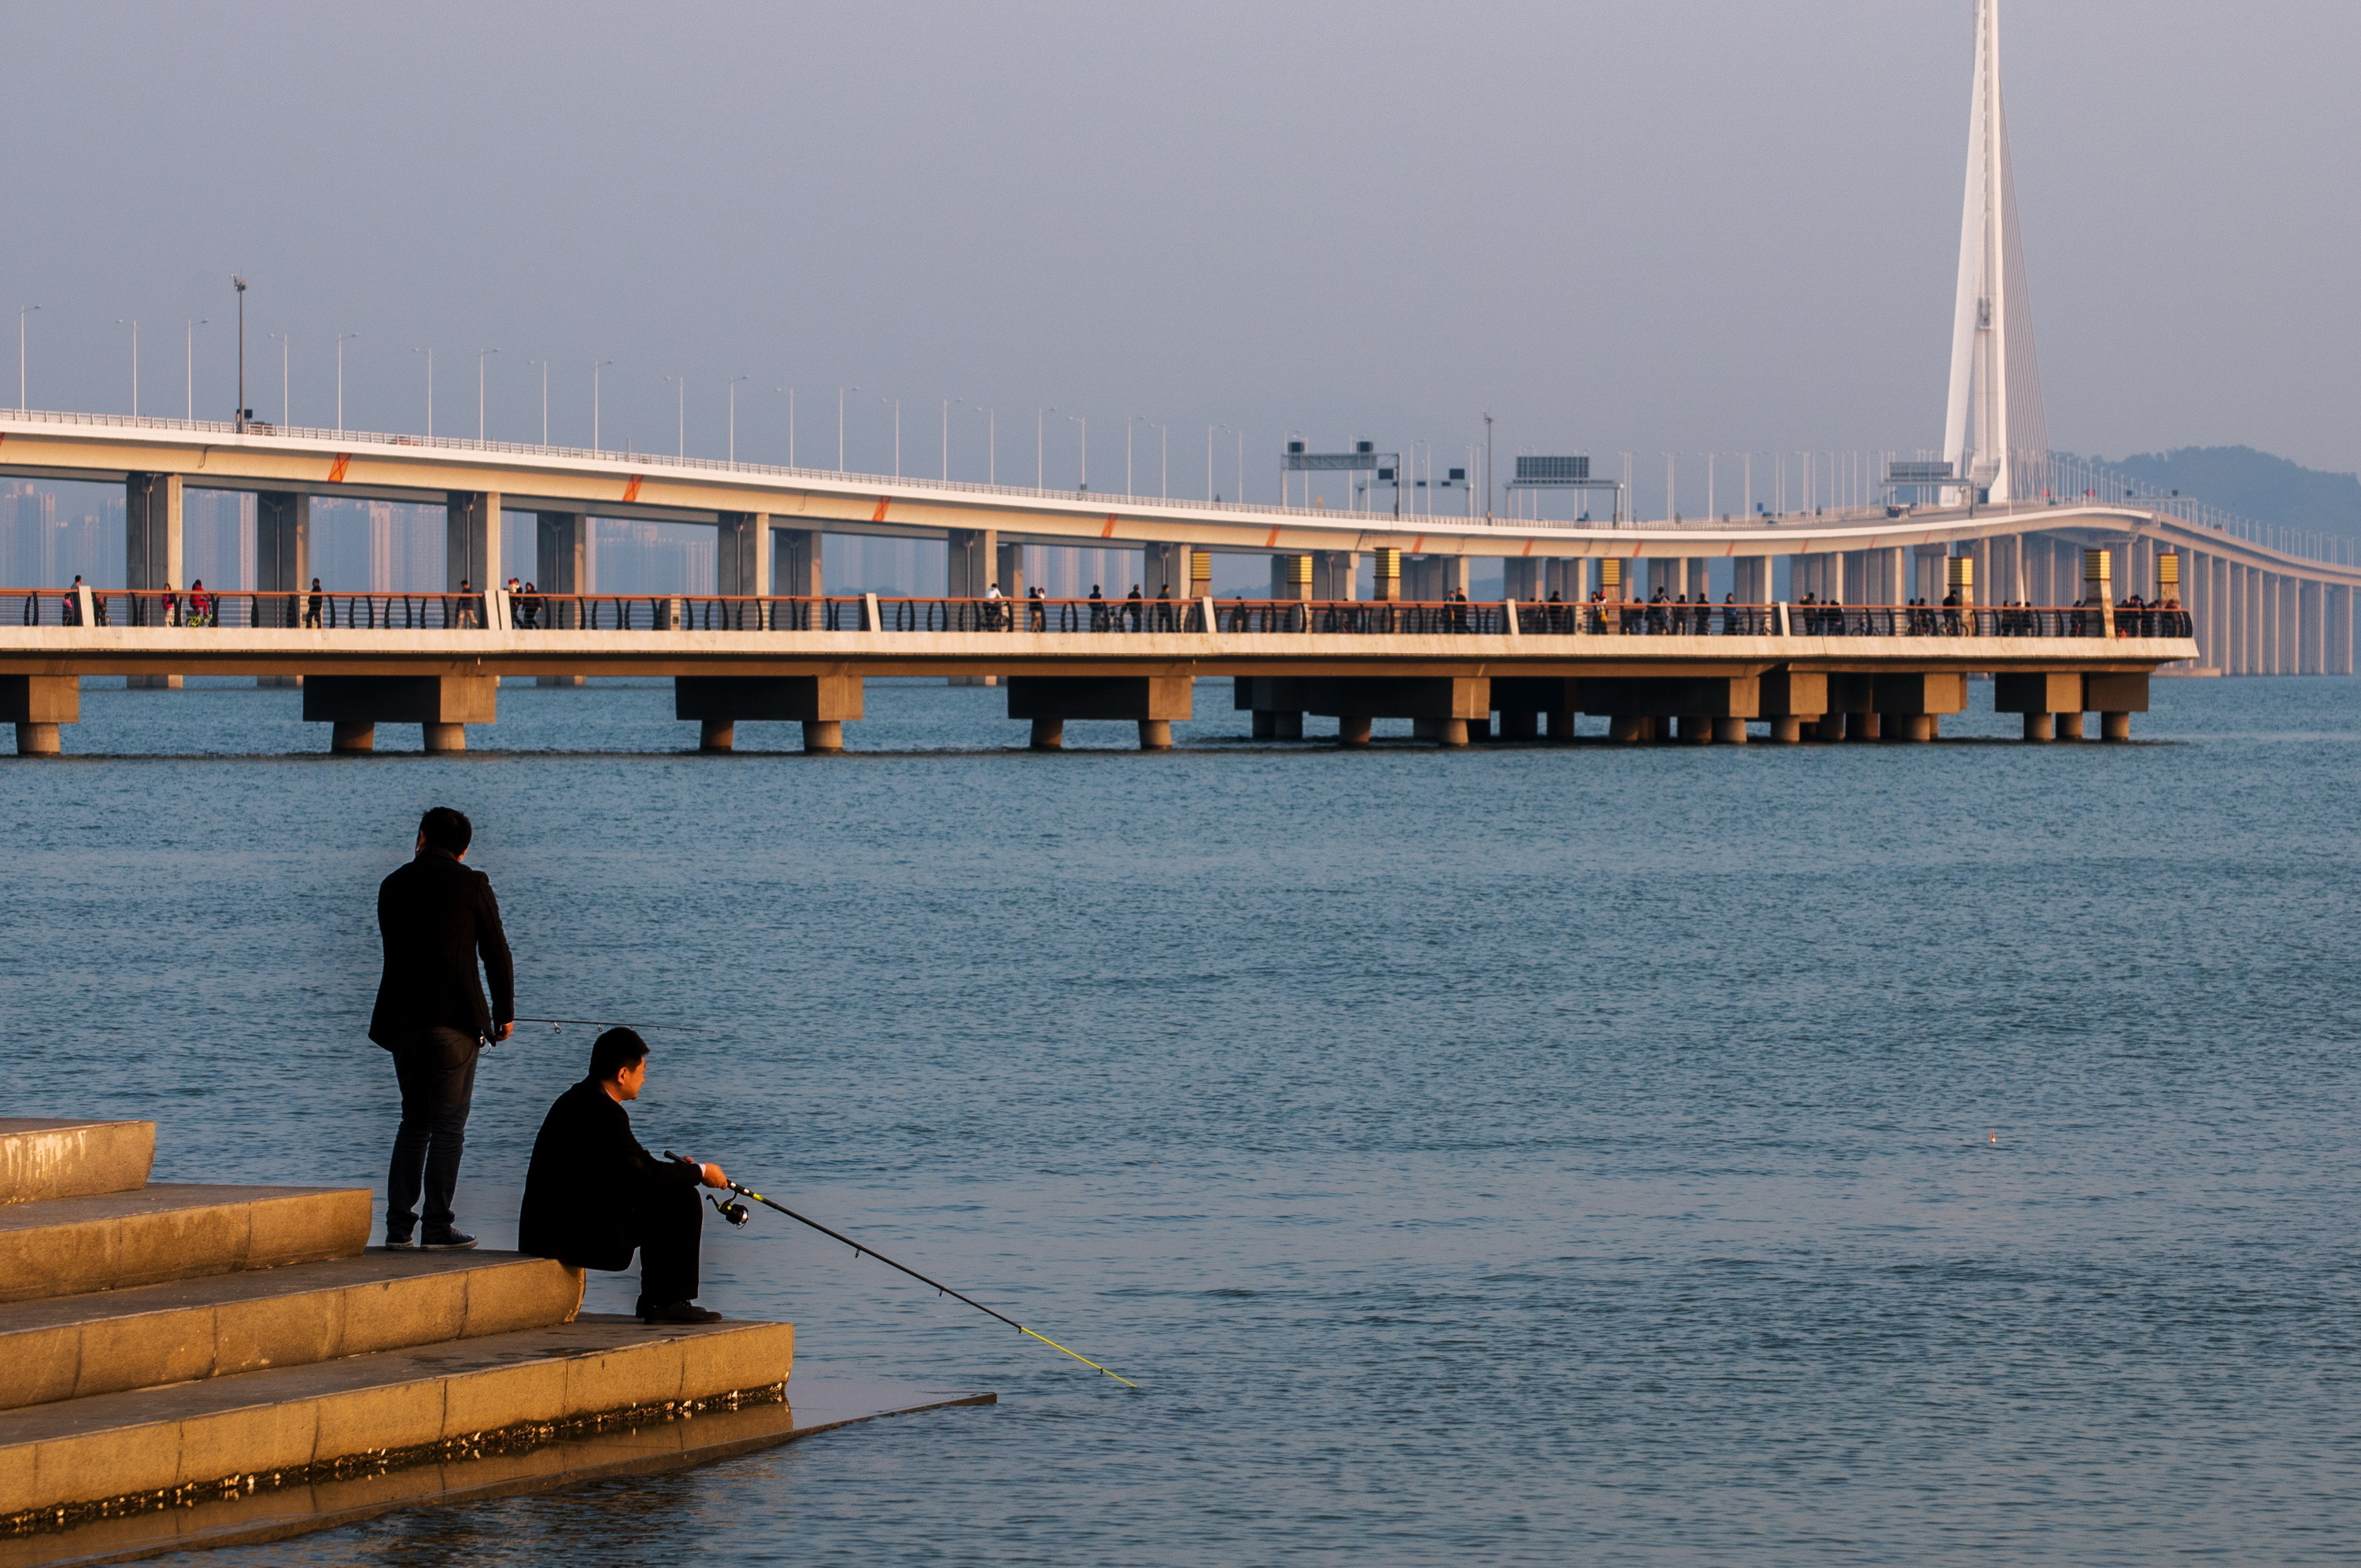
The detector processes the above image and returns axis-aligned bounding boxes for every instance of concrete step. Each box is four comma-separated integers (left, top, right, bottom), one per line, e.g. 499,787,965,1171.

0,1185,371,1304
0,1121,153,1206
0,1314,796,1519
0,1251,584,1411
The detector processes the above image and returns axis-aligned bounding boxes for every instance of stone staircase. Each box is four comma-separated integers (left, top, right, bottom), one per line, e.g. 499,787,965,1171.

0,1117,796,1542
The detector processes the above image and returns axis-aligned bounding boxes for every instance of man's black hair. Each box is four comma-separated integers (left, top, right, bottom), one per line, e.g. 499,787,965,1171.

419,806,472,855
590,1027,649,1082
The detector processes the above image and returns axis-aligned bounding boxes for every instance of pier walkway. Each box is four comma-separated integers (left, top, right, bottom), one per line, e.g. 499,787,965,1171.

1,588,2197,753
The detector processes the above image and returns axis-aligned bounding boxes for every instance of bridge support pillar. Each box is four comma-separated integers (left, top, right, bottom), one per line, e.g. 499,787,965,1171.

1236,677,1306,740
1491,677,1576,743
1759,670,1827,741
1008,676,1191,750
534,512,590,683
774,528,823,598
2022,712,2053,743
1845,712,1882,741
1768,717,1803,744
716,513,770,604
304,677,497,753
1731,555,1772,607
1581,677,1759,745
2100,712,2132,742
1873,673,1966,740
2,677,76,756
2086,673,2147,742
1029,718,1063,750
1503,560,1542,603
255,491,309,644
947,528,997,599
1338,714,1373,747
674,676,863,752
1301,677,1488,747
1144,544,1189,602
124,473,183,687
2056,711,2086,740
1713,718,1749,745
445,492,503,607
996,540,1027,601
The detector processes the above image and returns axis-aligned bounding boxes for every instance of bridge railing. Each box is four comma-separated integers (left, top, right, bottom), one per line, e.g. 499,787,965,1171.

2,589,2191,640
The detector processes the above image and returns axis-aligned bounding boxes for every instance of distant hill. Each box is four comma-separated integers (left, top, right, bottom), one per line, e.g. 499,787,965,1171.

2098,446,2361,540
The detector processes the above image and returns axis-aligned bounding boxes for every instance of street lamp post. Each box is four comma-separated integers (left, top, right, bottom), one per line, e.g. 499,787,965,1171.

476,349,498,441
942,397,957,480
1066,414,1085,492
727,374,748,461
592,360,613,451
268,332,290,425
334,334,358,434
15,304,36,409
183,319,207,419
116,319,137,415
233,276,249,430
1483,412,1495,522
1206,425,1216,502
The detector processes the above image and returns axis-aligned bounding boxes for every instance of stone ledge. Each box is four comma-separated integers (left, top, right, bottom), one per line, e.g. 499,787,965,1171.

0,1316,793,1517
0,1123,153,1208
0,1253,583,1411
0,1186,371,1304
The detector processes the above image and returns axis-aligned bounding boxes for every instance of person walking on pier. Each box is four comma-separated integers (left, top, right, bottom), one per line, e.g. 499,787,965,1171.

371,806,515,1250
304,577,323,629
518,1028,727,1325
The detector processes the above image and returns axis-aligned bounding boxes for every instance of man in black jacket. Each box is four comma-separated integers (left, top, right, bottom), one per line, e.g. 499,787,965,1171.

370,806,515,1250
518,1028,726,1324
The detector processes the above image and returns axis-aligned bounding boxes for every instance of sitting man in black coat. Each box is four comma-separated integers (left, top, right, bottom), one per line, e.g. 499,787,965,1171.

518,1028,728,1324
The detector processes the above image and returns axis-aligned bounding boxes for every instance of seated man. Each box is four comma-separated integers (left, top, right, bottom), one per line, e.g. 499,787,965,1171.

518,1028,728,1324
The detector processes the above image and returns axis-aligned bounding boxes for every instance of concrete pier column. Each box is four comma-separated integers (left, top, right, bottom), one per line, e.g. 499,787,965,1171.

1009,676,1190,749
331,721,375,753
2057,711,2086,740
445,492,504,604
1546,707,1577,741
1731,555,1772,607
699,718,736,752
1811,715,1846,741
1713,717,1749,745
1432,718,1469,747
1253,711,1305,740
2022,712,2053,742
532,511,591,682
947,527,998,599
1607,714,1645,743
124,473,185,687
774,528,823,599
715,513,770,606
675,675,863,749
1676,714,1713,743
255,492,310,633
3,676,79,754
1503,559,1542,603
1029,718,1064,750
1896,714,1934,742
2084,673,2148,738
996,540,1028,602
1845,711,1882,741
1339,714,1373,747
2101,712,2132,741
1143,543,1188,601
803,720,844,752
1768,716,1803,743
305,677,497,752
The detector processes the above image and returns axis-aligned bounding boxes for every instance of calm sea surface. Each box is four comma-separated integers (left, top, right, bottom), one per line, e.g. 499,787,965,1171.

7,677,2360,1566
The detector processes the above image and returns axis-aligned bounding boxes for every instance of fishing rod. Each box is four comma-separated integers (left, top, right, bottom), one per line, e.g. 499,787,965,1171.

666,1152,1136,1389
512,1016,715,1035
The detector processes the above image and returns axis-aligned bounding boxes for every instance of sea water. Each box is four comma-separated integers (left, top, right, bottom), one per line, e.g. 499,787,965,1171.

7,677,2359,1565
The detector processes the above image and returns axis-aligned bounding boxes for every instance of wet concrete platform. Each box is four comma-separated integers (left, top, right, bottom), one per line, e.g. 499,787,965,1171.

0,1374,993,1566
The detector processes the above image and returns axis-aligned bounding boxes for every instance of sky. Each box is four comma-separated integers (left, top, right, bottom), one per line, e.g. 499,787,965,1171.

3,0,2355,509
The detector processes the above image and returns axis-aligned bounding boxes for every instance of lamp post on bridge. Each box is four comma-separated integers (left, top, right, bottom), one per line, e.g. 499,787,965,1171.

476,349,498,441
15,304,36,410
1066,413,1086,493
232,276,249,432
942,397,958,480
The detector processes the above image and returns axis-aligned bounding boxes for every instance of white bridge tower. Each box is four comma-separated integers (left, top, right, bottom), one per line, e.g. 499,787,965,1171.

1942,0,2049,504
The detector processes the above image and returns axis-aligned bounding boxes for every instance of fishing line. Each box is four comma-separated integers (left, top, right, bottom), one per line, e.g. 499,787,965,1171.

667,1153,1137,1389
512,1016,715,1035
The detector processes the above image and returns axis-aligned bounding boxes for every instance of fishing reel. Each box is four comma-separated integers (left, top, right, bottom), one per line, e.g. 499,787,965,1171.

710,1194,752,1228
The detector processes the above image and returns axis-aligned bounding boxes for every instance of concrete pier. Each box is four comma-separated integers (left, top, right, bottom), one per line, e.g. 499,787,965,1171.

674,675,864,753
304,677,497,754
1007,676,1191,750
2,676,76,756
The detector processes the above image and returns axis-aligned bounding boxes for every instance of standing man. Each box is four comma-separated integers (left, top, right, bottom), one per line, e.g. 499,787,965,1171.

371,806,515,1249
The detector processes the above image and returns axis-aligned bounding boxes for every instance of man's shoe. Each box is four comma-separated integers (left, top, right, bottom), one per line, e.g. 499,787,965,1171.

640,1301,722,1325
382,1231,416,1250
419,1230,478,1250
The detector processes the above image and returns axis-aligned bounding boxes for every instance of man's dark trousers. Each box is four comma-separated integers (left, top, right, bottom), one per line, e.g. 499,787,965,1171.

387,1026,479,1236
627,1182,704,1310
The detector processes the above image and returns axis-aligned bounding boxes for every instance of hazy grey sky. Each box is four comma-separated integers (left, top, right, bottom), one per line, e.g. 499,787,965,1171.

6,0,2355,497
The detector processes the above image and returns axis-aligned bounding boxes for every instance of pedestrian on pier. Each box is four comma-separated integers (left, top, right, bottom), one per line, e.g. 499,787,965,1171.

62,576,82,626
371,806,515,1251
1125,585,1144,631
304,577,323,629
1028,585,1047,631
519,1028,727,1325
187,580,213,628
454,579,479,629
520,582,543,629
1088,585,1107,631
